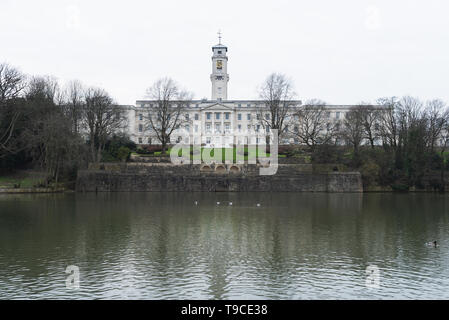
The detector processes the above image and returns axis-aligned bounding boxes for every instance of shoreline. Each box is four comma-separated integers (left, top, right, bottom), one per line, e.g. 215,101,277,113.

0,187,69,194
0,189,446,194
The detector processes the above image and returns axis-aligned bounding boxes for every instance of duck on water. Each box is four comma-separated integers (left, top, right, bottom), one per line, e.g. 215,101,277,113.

426,241,439,248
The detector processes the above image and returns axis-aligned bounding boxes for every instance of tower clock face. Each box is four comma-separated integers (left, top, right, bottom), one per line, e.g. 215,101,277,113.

216,60,222,69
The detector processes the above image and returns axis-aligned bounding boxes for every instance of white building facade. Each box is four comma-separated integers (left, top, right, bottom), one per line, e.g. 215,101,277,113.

125,39,358,147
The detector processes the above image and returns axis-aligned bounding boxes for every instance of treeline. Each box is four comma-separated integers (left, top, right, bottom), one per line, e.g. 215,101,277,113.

2,63,449,191
255,74,449,190
0,63,135,185
293,97,449,190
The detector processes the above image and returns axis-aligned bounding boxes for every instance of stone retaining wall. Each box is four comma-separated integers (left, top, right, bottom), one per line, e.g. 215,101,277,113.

77,163,363,192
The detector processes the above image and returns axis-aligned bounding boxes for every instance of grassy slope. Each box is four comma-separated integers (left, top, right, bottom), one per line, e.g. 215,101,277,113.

0,171,47,189
133,147,287,162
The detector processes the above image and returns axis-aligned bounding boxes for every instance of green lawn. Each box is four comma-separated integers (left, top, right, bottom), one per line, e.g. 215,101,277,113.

133,146,282,162
0,174,46,189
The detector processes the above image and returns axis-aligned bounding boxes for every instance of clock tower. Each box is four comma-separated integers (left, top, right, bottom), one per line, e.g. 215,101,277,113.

210,31,229,100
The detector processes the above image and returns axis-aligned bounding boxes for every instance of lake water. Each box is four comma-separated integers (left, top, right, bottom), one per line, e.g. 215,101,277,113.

0,192,448,300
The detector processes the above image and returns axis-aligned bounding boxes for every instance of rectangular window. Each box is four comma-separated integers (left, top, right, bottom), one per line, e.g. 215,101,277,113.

238,124,242,132
138,138,142,144
238,113,242,121
185,114,189,120
326,112,331,118
215,123,221,133
138,124,143,132
256,114,261,120
194,113,199,120
206,123,211,132
247,104,251,107
216,113,220,120
336,112,340,119
139,114,143,121
206,137,211,144
247,113,251,121
256,125,260,132
225,123,230,132
206,113,211,120
265,113,270,120
225,113,230,120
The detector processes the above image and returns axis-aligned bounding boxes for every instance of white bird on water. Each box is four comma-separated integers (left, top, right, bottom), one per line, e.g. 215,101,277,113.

256,203,261,207
216,202,220,205
229,202,233,206
194,201,198,205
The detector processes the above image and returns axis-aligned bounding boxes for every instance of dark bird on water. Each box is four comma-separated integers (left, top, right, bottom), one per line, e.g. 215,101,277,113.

426,241,439,248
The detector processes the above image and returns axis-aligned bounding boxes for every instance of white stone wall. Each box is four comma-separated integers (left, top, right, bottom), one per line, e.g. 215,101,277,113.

127,100,366,146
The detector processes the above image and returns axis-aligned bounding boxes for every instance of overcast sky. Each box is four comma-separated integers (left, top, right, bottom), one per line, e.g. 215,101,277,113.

1,0,448,105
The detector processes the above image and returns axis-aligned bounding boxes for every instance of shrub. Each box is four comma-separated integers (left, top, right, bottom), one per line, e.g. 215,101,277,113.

429,152,443,170
136,147,153,155
360,160,381,188
311,145,345,164
145,145,164,153
102,134,136,161
117,147,131,162
276,145,297,157
391,183,410,192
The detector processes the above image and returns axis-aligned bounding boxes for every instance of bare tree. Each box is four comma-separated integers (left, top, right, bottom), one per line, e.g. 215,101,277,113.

144,78,192,153
83,87,127,162
34,112,85,186
62,80,85,134
424,99,449,153
354,103,381,149
0,63,26,157
340,107,365,162
289,99,334,151
377,97,400,150
26,75,60,103
258,73,296,138
0,63,26,102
